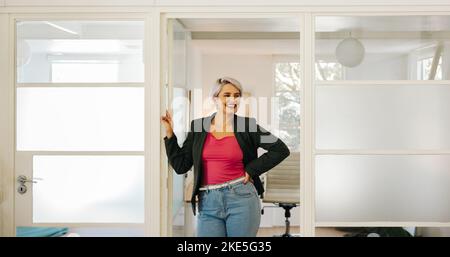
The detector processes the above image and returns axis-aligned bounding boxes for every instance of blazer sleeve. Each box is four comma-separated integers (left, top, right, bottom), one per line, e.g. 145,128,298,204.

244,118,290,177
163,121,194,175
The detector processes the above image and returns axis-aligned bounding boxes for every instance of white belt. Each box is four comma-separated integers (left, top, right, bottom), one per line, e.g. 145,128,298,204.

199,176,245,191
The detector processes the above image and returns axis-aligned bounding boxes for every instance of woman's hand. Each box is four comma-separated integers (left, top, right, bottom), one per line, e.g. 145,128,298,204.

243,172,253,184
161,110,174,139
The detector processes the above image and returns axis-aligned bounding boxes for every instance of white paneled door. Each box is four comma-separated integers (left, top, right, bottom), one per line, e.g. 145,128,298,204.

14,18,147,231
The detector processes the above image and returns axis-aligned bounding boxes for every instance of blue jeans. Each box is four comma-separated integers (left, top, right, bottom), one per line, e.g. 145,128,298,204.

196,181,261,237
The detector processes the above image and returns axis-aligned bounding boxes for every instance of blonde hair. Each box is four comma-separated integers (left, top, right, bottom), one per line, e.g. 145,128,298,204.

210,76,243,98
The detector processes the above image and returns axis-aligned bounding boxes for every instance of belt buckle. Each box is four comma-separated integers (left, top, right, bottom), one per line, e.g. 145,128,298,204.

200,176,244,191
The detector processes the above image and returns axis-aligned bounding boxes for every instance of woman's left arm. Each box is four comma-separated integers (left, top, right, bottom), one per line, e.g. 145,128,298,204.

244,119,290,177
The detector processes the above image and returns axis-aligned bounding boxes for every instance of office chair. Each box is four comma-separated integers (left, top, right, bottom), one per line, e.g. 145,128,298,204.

261,152,300,237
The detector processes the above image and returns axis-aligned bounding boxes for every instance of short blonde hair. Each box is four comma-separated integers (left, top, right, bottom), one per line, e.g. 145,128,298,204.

210,76,243,98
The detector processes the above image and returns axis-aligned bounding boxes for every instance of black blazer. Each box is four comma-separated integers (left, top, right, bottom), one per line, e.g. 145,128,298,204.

163,112,290,215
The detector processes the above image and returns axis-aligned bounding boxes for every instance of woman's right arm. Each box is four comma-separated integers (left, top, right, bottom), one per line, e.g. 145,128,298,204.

162,110,194,174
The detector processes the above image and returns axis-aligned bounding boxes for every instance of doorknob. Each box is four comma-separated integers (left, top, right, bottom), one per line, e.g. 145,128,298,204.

17,175,42,184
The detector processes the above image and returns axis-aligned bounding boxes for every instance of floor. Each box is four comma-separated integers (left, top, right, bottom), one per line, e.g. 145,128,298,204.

256,226,347,237
257,226,301,237
173,226,347,237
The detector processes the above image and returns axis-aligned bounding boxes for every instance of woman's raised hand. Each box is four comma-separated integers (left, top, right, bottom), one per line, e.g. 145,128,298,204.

161,110,174,139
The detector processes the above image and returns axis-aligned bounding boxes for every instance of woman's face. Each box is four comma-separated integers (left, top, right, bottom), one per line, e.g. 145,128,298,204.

214,84,241,115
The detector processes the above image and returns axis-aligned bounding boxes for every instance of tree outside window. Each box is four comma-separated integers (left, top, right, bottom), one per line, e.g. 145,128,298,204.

417,56,442,80
274,62,301,152
274,60,344,151
315,60,344,80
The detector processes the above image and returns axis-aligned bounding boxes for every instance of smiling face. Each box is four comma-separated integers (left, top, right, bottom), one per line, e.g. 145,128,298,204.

214,83,241,115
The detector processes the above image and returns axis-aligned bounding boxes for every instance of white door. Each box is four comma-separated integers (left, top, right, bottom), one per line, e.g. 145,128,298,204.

14,18,147,235
165,18,190,236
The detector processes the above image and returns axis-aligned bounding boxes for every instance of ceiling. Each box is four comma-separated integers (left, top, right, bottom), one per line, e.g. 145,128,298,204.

179,16,450,33
315,16,450,32
16,17,450,55
179,16,449,55
178,18,300,32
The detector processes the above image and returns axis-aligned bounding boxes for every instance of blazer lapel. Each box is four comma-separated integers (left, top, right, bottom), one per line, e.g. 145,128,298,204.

233,114,247,155
194,113,215,166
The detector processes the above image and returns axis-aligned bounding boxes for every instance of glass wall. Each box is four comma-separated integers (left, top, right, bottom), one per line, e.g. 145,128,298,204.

15,20,145,235
315,16,450,80
314,15,450,236
17,21,144,83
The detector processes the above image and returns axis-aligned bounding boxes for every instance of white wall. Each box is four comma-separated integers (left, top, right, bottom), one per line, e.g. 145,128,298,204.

345,53,408,80
202,54,273,117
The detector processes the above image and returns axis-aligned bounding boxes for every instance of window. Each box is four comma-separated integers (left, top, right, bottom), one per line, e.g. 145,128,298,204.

274,62,301,152
315,60,344,80
417,56,442,80
274,59,342,151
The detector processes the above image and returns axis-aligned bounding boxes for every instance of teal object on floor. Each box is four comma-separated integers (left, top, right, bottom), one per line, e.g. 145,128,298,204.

17,227,68,237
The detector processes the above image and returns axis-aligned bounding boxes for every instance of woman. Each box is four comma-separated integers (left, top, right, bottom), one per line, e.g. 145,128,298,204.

161,77,290,237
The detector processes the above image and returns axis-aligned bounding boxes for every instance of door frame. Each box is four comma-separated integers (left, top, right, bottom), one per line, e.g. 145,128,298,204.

0,12,15,237
159,11,308,236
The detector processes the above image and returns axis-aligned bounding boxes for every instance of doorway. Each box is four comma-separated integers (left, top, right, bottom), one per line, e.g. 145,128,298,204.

163,15,303,237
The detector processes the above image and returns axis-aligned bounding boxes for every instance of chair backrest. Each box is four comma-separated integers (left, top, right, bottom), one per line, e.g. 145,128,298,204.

262,152,300,204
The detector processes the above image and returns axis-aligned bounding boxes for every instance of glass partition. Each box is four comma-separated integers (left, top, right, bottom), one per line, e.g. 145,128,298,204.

16,21,144,83
315,16,450,80
314,15,450,235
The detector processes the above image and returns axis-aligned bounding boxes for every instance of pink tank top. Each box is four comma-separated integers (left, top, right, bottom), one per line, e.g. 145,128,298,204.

201,132,245,185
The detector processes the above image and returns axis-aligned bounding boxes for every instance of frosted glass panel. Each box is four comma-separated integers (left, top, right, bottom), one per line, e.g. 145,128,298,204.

172,88,188,222
316,85,450,149
33,155,144,223
51,63,121,83
16,21,144,83
17,87,144,151
171,16,188,234
316,155,450,222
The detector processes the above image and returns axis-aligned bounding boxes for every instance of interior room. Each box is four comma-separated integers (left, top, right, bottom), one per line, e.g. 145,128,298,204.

1,1,450,238
166,17,301,237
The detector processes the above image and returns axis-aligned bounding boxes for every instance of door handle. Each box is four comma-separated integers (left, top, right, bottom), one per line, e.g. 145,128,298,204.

17,175,43,184
17,175,42,195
